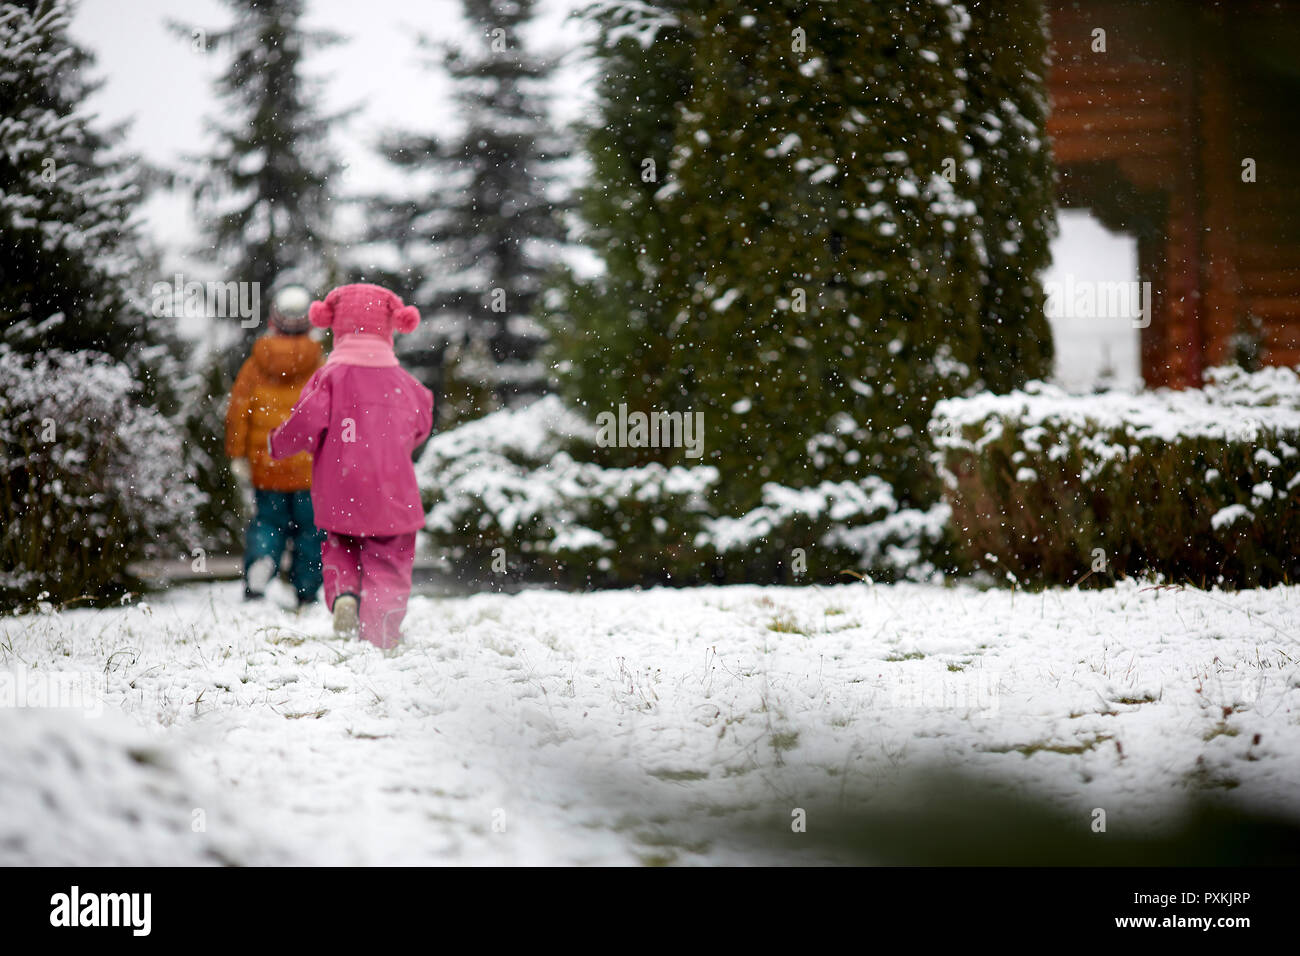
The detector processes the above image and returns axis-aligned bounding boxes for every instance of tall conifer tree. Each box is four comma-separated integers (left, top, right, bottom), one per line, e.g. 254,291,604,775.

616,1,985,511
179,0,341,360
556,0,1058,517
0,0,163,376
549,1,695,436
175,0,341,545
368,0,570,426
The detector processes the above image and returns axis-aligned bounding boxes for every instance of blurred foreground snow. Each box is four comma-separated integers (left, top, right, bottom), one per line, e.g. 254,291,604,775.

2,579,1297,865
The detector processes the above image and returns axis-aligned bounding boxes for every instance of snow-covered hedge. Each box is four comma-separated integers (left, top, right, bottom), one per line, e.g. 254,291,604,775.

931,365,1300,588
417,396,948,585
698,478,952,582
0,347,202,606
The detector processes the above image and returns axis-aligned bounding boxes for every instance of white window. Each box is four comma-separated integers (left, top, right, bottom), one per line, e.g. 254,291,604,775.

1043,209,1144,392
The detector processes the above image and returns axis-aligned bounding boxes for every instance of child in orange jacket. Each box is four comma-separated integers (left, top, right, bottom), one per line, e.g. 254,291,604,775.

224,284,325,605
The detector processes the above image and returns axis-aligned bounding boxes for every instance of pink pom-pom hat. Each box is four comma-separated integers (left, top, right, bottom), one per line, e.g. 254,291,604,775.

308,283,420,344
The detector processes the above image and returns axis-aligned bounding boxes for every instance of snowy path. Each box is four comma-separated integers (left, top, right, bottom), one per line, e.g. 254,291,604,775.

2,580,1297,865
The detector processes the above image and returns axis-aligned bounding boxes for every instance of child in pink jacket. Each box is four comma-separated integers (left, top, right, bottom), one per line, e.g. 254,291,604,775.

269,283,434,649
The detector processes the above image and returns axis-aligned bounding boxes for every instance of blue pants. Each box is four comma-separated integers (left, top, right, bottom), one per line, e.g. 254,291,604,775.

244,489,324,604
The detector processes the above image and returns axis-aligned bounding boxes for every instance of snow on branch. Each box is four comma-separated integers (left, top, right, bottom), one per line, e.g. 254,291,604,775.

579,1,680,47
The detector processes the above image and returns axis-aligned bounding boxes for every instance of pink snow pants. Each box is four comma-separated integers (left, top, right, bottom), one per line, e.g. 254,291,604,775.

321,531,416,649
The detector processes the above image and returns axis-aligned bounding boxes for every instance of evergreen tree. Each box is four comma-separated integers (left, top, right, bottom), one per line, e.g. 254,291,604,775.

367,0,570,426
178,0,342,362
0,1,203,586
173,0,343,548
549,1,696,441
963,0,1056,392
556,0,1057,519
0,0,166,380
641,1,986,512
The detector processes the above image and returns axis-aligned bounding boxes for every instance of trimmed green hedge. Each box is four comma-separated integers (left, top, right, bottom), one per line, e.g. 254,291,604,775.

931,366,1300,588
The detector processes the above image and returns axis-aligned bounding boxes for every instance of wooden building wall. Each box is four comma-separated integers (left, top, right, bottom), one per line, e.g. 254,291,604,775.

1044,0,1300,387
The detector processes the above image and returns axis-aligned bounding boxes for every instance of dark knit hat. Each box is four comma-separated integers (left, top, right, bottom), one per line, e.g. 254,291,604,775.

269,284,313,335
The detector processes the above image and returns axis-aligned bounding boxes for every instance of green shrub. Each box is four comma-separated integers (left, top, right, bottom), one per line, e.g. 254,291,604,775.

931,366,1300,588
0,347,202,607
696,479,955,584
417,397,715,585
417,396,951,587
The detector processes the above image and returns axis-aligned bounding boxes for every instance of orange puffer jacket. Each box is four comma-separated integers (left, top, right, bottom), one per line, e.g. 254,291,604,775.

225,334,324,491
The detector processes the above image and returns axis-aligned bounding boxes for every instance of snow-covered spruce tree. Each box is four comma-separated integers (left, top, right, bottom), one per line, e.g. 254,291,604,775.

653,1,985,514
962,0,1056,393
366,0,570,427
174,0,341,546
0,0,173,391
178,0,341,364
548,0,696,451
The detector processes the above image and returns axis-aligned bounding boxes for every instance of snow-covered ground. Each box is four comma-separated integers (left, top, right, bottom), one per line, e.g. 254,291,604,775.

2,579,1297,865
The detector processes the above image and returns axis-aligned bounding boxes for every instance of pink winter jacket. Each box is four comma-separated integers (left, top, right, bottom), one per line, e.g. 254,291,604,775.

269,363,434,536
